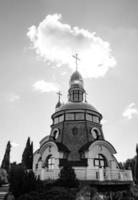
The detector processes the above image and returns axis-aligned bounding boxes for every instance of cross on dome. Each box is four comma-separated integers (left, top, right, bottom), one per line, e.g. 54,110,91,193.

72,53,80,71
57,91,62,102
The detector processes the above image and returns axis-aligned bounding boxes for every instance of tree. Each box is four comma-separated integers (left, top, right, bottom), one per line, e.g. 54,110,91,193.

57,164,79,188
1,141,11,173
9,165,39,198
135,144,138,184
124,158,135,179
22,137,33,169
123,144,138,183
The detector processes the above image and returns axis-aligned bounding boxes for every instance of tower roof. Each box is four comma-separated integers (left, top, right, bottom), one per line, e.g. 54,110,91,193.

69,71,84,89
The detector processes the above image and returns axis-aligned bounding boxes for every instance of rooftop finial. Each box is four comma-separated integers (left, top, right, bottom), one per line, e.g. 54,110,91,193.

55,91,62,109
57,91,62,102
72,53,80,71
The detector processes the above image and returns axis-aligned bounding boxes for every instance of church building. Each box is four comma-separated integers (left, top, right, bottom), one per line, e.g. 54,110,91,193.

33,56,133,185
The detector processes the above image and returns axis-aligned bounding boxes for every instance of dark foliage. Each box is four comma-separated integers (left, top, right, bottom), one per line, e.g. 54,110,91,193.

8,165,40,198
57,164,79,188
119,144,138,184
0,177,3,187
17,192,39,200
9,165,25,197
22,138,33,170
17,187,75,200
1,141,11,173
124,158,136,178
135,144,138,184
118,162,124,169
4,193,15,200
40,187,74,200
76,185,97,200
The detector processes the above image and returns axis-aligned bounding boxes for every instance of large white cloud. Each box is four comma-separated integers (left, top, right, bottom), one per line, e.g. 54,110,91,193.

27,14,116,78
122,103,138,120
33,80,59,93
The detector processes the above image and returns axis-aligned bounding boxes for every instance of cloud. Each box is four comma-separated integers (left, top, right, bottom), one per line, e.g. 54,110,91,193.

122,103,138,120
27,14,116,78
11,142,20,148
9,94,20,102
33,80,59,93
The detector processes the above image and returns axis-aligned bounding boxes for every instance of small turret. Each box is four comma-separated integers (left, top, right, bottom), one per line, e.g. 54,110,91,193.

55,91,62,109
68,71,85,102
55,101,62,109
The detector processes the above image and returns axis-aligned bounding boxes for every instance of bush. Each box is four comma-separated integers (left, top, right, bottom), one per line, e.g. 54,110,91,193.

17,193,40,200
17,187,75,200
4,193,15,200
40,187,74,200
9,165,40,198
57,165,79,188
76,185,97,200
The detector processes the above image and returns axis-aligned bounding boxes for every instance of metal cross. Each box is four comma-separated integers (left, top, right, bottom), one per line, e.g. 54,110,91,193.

57,91,62,102
72,53,80,71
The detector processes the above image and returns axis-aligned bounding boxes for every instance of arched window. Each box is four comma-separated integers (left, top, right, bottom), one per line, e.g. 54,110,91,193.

46,155,55,170
94,154,107,168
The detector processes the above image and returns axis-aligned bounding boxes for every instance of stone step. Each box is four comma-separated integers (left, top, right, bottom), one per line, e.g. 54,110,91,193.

0,185,9,200
0,193,7,200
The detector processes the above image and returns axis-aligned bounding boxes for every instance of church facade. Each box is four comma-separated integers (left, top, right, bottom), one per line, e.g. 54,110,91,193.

33,70,133,183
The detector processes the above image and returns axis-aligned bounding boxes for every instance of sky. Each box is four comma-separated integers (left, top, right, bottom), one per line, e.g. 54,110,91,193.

0,0,138,164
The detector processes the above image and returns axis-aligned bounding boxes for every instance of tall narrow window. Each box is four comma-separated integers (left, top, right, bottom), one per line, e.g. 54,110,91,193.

73,90,79,102
47,155,55,170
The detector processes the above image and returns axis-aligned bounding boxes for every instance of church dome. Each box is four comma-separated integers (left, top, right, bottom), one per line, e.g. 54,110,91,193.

69,71,84,89
55,102,101,116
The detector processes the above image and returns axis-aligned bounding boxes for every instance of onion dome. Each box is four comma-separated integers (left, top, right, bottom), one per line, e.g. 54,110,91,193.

68,71,85,102
55,101,62,109
69,71,84,89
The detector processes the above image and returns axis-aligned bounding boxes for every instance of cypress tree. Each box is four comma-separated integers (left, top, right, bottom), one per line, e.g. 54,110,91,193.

58,164,79,188
1,141,11,173
22,137,33,169
135,144,138,184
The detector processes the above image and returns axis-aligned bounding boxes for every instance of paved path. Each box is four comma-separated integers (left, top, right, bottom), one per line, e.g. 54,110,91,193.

0,185,9,200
